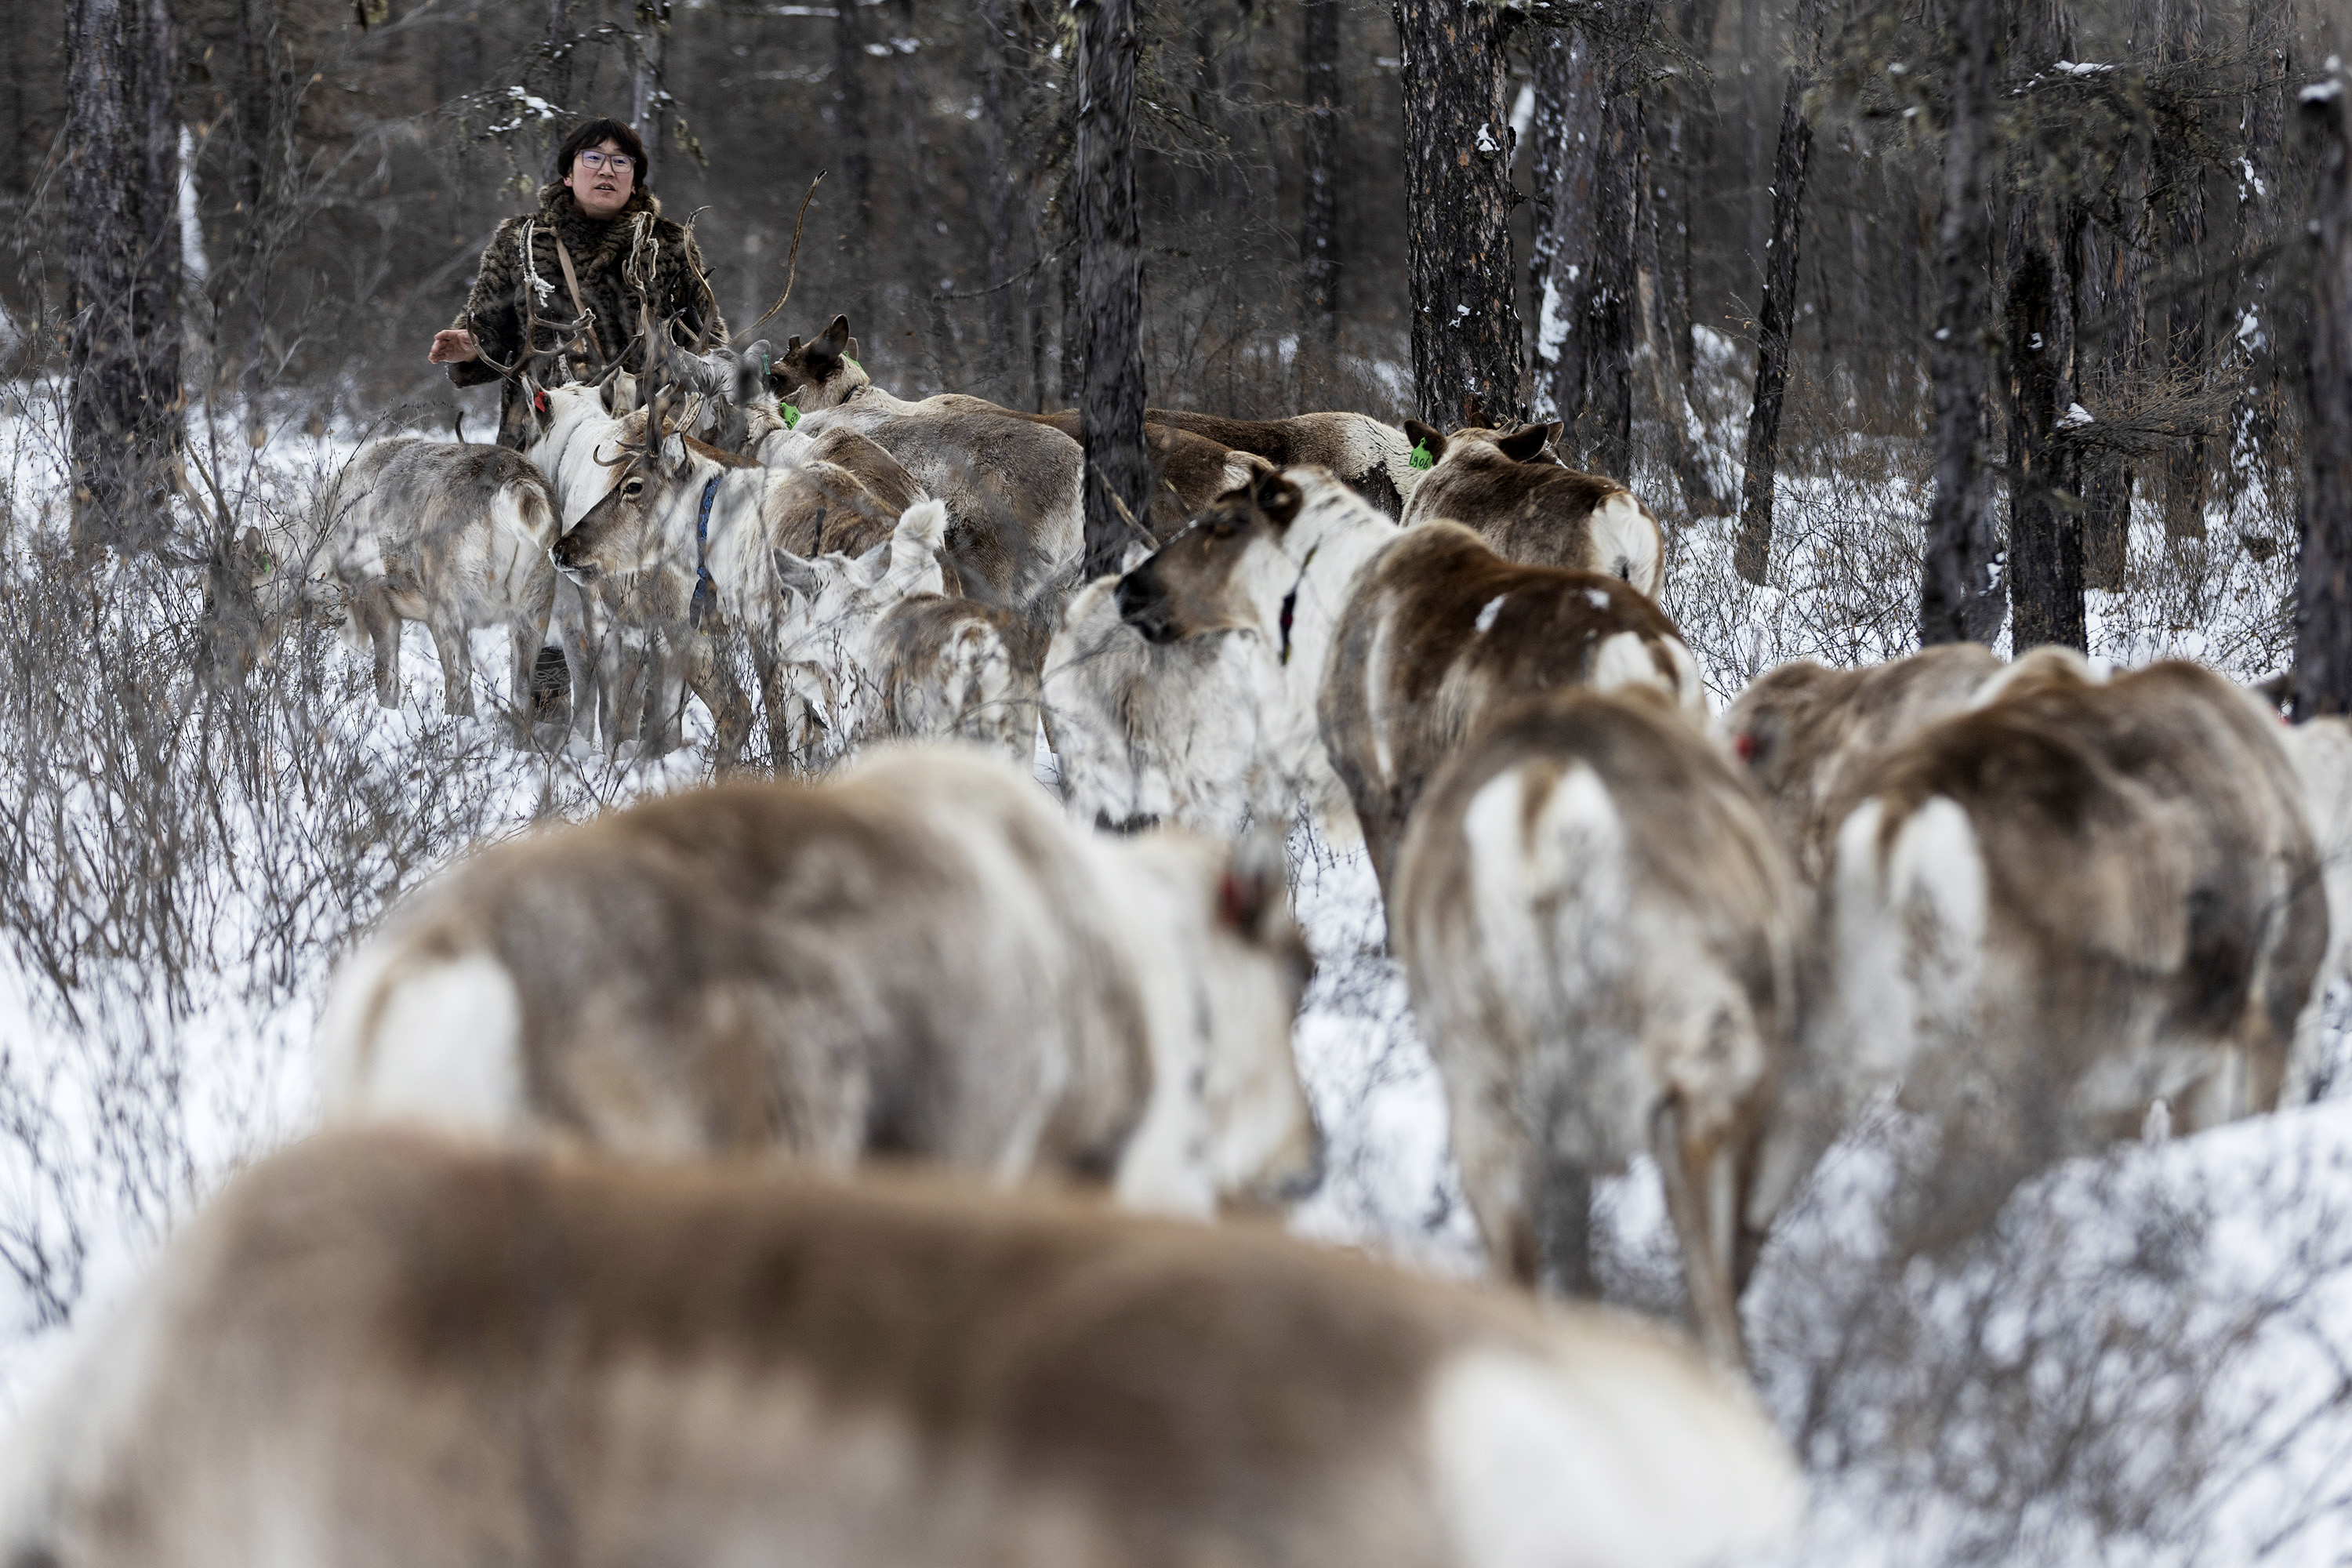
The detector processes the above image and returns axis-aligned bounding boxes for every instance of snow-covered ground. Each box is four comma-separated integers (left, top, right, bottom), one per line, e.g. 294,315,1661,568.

0,376,2343,1563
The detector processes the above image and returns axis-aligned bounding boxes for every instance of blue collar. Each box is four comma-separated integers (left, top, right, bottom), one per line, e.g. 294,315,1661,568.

689,473,722,633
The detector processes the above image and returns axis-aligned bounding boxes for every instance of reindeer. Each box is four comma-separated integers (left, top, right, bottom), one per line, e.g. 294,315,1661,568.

318,742,1319,1218
1140,407,1424,519
554,390,981,771
1115,467,1707,910
1393,686,1806,1370
1795,654,2328,1236
1043,572,1319,837
861,588,1044,766
761,317,1089,619
495,373,668,753
535,387,764,762
1716,643,2005,881
989,406,1275,535
260,437,562,733
1,1127,1803,1568
1399,419,1664,593
756,500,1038,769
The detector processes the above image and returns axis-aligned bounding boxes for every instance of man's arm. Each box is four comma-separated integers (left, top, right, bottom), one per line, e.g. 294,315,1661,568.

438,221,524,387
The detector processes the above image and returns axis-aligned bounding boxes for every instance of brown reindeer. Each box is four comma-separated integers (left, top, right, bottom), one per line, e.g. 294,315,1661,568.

261,437,561,735
1716,643,2005,880
1399,419,1664,592
1393,686,1806,1370
1,1127,1802,1568
1798,655,2328,1236
1116,467,1706,911
321,742,1319,1218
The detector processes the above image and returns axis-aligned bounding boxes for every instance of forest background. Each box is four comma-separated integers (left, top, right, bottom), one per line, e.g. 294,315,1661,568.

13,0,2342,580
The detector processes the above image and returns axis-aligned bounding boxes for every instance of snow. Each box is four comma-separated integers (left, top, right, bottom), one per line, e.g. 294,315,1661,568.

0,371,2346,1566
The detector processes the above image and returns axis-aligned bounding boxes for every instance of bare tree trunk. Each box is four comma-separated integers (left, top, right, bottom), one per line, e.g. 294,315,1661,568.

1581,15,1650,474
1074,0,1149,580
1636,156,1725,514
1920,0,2001,647
1301,0,1342,354
545,0,574,110
1636,0,1726,519
2157,0,2210,541
1529,26,1602,434
1395,0,1523,425
834,0,876,341
2079,89,2147,590
632,1,673,191
230,0,289,443
2004,0,2085,651
65,0,183,555
1661,0,1722,387
977,0,1028,400
2234,0,2293,503
1733,0,1821,583
2295,67,2352,719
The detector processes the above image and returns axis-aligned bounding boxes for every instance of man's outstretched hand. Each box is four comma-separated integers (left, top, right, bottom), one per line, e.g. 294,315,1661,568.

429,328,480,365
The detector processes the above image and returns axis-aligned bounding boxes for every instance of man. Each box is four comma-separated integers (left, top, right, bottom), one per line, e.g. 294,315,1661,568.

430,118,728,448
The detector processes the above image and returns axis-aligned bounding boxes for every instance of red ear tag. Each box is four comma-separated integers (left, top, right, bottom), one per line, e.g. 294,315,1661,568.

534,388,549,413
1733,731,1757,763
1218,870,1256,930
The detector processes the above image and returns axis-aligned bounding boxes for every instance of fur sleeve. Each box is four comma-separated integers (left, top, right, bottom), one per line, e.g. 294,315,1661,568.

446,218,526,389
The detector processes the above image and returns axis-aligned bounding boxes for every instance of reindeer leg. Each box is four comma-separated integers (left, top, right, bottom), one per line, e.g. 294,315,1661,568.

1533,1154,1598,1301
359,601,400,710
427,617,474,718
643,633,685,759
1652,1096,1748,1372
751,639,793,774
686,635,751,771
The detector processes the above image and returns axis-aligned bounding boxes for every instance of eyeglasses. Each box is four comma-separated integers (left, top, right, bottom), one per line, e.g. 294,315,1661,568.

578,151,634,174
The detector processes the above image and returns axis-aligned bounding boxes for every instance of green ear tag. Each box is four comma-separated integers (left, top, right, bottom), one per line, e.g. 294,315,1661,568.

782,402,800,429
1409,441,1434,471
844,356,862,373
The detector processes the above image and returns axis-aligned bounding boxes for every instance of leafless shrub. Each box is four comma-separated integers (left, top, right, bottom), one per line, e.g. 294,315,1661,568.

0,370,650,1335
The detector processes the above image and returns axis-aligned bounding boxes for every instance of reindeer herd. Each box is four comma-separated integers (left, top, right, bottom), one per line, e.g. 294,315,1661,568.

10,310,2352,1566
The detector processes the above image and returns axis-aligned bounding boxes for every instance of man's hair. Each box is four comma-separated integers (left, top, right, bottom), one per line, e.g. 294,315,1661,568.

552,118,650,186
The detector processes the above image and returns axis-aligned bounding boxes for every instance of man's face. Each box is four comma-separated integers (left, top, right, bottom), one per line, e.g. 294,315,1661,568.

564,138,635,219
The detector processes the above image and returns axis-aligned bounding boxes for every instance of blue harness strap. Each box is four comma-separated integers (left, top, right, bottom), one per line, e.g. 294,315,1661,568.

690,474,722,633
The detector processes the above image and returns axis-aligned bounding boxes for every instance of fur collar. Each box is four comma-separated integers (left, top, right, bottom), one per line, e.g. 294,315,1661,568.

534,182,662,273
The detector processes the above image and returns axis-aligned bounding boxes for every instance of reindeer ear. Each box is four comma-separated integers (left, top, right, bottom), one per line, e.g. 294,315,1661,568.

1497,423,1550,463
1545,419,1565,448
810,315,851,366
1402,419,1446,468
773,550,829,601
1250,470,1305,529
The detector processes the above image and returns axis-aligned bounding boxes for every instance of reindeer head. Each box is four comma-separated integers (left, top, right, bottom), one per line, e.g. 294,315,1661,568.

1112,827,1321,1216
550,387,704,591
1401,417,1565,472
766,500,951,758
1113,468,1305,645
764,315,869,412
